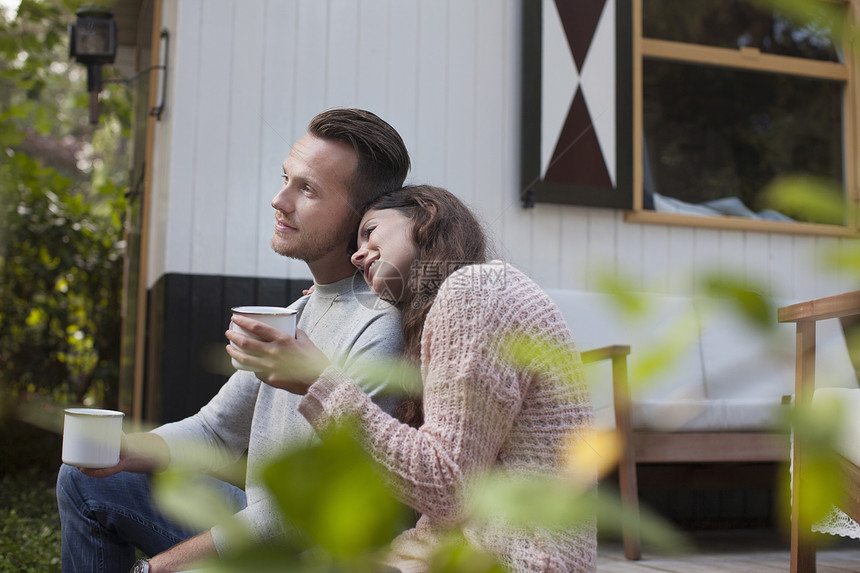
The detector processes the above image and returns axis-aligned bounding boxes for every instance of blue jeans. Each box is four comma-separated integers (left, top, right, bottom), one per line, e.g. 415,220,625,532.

56,463,247,573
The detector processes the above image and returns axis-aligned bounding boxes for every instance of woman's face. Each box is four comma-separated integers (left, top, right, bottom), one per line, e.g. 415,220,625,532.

351,208,419,303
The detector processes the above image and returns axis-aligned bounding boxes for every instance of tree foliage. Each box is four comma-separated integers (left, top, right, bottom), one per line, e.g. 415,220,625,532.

0,0,131,406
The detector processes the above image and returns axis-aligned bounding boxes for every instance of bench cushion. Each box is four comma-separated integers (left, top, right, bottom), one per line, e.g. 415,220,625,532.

631,398,786,432
813,387,860,467
548,289,858,433
547,289,705,428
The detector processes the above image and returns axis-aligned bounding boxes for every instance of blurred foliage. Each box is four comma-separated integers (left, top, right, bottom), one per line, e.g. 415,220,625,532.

263,427,411,562
159,422,685,572
0,468,62,573
762,175,848,227
0,417,62,573
699,272,776,330
0,0,131,408
778,397,849,532
751,0,855,49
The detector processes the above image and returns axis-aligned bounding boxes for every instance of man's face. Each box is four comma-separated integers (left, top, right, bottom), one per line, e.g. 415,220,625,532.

271,134,359,263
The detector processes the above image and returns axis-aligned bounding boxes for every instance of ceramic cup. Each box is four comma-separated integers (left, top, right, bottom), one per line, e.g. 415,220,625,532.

230,306,297,371
61,408,125,468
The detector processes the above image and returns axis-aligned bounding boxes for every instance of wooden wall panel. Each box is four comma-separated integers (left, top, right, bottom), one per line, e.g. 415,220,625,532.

356,0,388,114
162,0,202,277
412,0,447,188
717,230,746,281
639,225,669,293
691,229,720,295
614,215,641,288
446,0,477,206
559,207,589,290
386,1,419,174
792,235,817,301
743,233,772,294
152,0,854,305
189,1,233,276
665,227,694,295
328,0,360,105
473,0,507,246
586,209,618,291
531,204,562,288
224,0,266,278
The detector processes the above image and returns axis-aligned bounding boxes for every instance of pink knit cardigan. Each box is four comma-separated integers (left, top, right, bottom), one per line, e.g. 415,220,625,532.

299,263,596,572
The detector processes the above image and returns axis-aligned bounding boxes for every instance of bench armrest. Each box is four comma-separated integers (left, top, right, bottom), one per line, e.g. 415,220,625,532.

778,291,860,323
580,344,633,442
581,345,631,364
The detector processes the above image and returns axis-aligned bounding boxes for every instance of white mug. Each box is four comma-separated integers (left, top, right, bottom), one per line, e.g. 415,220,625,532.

62,408,125,468
230,306,297,371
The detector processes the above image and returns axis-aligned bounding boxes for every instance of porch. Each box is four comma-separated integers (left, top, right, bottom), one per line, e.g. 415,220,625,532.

598,529,860,572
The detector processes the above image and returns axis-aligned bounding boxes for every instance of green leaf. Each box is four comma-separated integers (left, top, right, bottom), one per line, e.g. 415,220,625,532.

263,426,411,560
778,398,851,530
761,175,847,226
469,473,689,556
151,467,254,550
700,273,774,330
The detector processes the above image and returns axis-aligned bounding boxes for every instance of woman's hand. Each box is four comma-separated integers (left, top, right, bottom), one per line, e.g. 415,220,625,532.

225,314,330,395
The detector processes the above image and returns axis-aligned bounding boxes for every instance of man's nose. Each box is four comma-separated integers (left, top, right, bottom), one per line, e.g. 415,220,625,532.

271,185,294,213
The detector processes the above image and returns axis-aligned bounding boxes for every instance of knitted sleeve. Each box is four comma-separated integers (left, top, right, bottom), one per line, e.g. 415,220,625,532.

299,271,526,526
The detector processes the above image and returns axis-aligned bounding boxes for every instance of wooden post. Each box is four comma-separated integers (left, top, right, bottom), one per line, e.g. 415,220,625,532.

791,320,816,573
612,350,642,560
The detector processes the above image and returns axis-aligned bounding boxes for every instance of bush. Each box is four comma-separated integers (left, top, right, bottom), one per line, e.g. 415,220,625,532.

0,419,62,573
0,469,62,573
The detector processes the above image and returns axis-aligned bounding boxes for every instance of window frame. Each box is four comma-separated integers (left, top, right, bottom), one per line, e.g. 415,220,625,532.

626,0,860,236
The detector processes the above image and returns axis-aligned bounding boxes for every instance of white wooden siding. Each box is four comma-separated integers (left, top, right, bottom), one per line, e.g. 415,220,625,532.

149,0,856,304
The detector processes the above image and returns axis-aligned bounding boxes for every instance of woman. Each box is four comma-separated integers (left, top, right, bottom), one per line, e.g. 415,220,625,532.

226,185,596,572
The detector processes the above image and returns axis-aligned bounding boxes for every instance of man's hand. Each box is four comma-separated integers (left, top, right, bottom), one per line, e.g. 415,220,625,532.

225,316,330,395
147,531,217,573
79,432,171,478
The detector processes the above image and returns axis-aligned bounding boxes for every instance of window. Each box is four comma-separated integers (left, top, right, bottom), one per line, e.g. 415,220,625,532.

631,0,857,232
521,0,858,234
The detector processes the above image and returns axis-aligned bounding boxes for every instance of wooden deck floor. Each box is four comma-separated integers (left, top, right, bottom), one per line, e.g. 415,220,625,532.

597,529,860,572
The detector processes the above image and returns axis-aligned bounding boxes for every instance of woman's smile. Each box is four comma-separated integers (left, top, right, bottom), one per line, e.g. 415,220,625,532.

352,209,419,303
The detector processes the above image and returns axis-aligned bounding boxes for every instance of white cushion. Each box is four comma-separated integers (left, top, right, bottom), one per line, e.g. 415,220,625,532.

547,290,705,428
697,298,797,401
812,387,860,467
632,398,786,432
547,289,858,433
813,317,859,390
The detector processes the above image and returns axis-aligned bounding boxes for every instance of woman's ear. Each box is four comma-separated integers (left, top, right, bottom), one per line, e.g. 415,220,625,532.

418,199,437,217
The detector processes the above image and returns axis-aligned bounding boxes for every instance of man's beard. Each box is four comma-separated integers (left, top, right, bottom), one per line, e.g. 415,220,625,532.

270,226,352,264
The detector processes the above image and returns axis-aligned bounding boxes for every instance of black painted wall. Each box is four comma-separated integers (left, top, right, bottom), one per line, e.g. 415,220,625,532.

145,273,311,423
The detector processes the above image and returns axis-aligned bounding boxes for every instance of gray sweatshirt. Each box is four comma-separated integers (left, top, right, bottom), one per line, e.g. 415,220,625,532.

151,273,403,552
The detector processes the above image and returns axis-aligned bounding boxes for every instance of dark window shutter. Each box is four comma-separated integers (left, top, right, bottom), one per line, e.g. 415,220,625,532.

521,0,633,209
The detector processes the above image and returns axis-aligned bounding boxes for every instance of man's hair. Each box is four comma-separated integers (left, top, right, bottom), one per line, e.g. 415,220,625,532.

308,108,411,213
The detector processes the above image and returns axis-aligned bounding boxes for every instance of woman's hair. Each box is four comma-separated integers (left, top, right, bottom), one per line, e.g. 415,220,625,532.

363,185,488,356
362,185,488,426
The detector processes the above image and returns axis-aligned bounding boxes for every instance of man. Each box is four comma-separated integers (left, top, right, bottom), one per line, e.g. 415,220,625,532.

56,108,411,573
